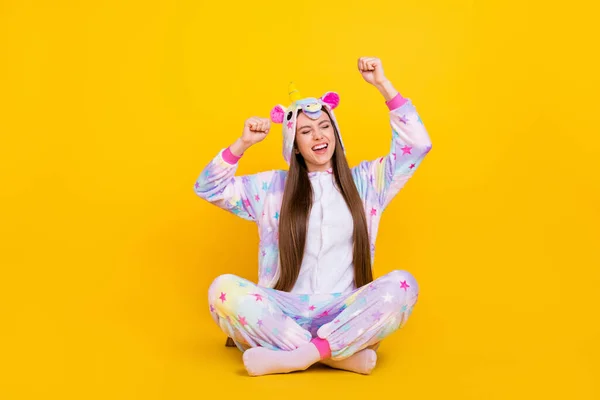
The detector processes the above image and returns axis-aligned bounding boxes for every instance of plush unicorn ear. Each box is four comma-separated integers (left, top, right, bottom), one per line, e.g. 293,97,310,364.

270,105,285,123
321,92,340,109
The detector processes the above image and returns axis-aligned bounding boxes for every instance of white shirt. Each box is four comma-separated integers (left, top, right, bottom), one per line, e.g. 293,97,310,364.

290,170,355,294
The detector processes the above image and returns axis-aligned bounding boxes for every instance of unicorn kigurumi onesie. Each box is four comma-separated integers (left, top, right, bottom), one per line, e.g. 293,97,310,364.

194,82,432,359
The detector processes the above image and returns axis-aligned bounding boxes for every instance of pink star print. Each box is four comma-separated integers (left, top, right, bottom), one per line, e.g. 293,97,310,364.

254,194,260,201
400,280,410,291
243,199,251,207
370,208,377,216
399,115,408,124
257,319,263,326
194,182,199,189
409,163,415,169
287,121,293,129
252,293,263,302
317,310,329,318
309,305,316,311
239,315,247,326
379,157,384,163
261,250,266,257
392,152,397,160
209,304,215,312
334,319,341,324
219,292,227,303
401,145,412,155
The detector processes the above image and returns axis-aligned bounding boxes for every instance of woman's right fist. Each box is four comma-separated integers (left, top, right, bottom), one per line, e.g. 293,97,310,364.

241,117,270,146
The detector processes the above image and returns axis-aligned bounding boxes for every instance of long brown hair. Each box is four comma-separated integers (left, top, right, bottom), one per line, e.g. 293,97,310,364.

275,108,373,291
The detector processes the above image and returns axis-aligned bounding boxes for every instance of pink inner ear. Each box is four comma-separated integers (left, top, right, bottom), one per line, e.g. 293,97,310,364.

321,92,340,109
270,105,285,123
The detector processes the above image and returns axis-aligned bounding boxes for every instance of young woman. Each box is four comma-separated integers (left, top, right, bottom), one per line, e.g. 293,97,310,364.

194,57,432,376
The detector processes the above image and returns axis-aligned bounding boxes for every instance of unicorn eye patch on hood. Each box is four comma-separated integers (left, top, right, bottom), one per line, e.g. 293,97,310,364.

270,82,345,165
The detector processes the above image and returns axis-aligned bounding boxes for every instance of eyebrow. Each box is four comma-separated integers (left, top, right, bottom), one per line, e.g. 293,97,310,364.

298,119,331,130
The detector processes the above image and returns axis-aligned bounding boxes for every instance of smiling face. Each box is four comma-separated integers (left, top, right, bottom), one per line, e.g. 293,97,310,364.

294,110,336,172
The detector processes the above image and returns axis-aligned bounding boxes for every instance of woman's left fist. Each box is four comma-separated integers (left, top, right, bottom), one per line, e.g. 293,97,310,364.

357,57,387,86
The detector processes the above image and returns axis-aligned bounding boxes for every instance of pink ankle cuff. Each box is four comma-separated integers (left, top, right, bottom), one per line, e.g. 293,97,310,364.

222,147,242,165
386,93,408,111
310,338,331,359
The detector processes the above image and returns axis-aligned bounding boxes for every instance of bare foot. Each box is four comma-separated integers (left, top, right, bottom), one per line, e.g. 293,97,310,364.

320,349,377,375
242,344,321,376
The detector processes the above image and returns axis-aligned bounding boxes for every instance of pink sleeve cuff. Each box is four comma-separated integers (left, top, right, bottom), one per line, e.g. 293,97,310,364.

222,147,242,165
386,92,408,111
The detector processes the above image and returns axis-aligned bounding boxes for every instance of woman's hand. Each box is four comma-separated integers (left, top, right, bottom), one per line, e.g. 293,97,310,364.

357,57,388,86
241,117,271,147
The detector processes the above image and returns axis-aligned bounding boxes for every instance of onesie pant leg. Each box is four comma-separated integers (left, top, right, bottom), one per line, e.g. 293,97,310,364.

315,270,420,360
208,274,313,352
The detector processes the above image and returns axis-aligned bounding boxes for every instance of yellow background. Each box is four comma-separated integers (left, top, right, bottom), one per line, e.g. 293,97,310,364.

1,0,599,398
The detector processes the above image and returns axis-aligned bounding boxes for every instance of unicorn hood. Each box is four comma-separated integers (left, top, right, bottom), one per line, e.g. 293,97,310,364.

269,82,345,165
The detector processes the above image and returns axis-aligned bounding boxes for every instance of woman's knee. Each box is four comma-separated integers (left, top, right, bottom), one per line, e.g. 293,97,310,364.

208,273,239,295
208,274,247,313
379,269,419,296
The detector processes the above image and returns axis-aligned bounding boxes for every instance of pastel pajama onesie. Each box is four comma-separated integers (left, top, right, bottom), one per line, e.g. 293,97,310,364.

194,85,432,360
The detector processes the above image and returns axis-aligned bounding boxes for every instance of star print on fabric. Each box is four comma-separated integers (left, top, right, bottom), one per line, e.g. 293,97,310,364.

309,305,316,311
209,304,215,312
262,182,269,191
400,280,410,291
383,293,394,303
239,315,247,326
401,305,408,312
334,319,341,324
392,152,397,160
417,115,423,124
274,212,279,220
369,284,378,291
219,292,227,303
252,293,263,302
243,199,251,208
299,294,309,303
409,163,415,169
401,145,412,155
272,328,280,336
399,115,408,124
257,319,263,326
261,250,266,257
379,157,384,164
370,208,377,216
372,311,384,321
254,194,260,201
238,281,247,287
265,267,272,275
287,121,293,129
194,182,200,189
317,310,329,318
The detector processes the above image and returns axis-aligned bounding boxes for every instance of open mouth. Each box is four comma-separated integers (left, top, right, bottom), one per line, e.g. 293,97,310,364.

312,143,328,154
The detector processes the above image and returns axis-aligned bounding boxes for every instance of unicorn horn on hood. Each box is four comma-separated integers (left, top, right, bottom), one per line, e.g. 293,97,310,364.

288,81,302,102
